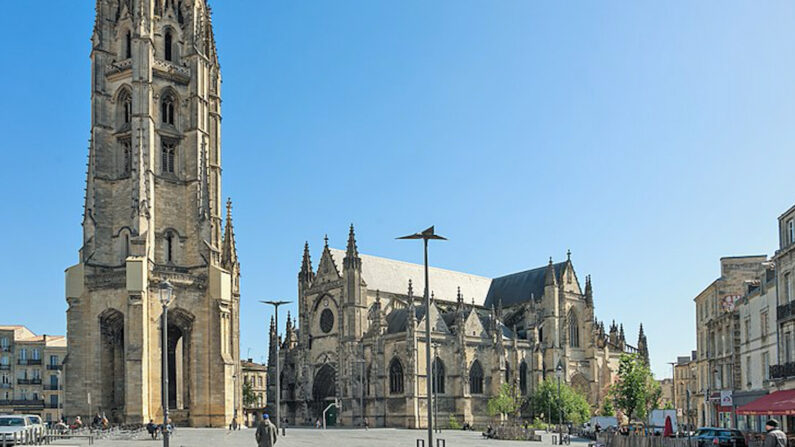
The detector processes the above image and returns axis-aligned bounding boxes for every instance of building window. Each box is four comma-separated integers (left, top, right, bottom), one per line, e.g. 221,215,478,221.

161,95,175,126
118,89,132,127
389,358,404,395
122,140,132,175
19,349,26,361
125,30,132,59
320,309,334,334
0,338,7,349
165,231,175,264
763,351,770,381
789,219,795,245
519,361,528,395
432,357,445,394
745,356,751,388
165,30,173,61
469,360,484,394
786,273,792,303
162,142,175,174
744,318,750,343
569,311,579,348
761,311,769,340
32,349,39,361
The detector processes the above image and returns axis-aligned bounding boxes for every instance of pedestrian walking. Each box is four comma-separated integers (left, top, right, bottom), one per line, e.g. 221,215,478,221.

765,420,786,447
364,417,369,430
255,414,277,447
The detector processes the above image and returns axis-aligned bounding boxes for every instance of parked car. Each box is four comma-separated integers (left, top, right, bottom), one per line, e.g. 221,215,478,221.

693,427,747,447
22,415,44,442
0,415,34,444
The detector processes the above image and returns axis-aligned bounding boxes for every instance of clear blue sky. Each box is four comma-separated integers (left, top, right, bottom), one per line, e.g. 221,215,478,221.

1,1,794,378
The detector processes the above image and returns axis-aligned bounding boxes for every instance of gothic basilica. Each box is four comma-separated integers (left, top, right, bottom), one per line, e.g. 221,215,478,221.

272,226,650,428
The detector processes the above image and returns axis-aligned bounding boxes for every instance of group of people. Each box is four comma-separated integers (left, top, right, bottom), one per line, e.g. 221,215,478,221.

145,419,174,440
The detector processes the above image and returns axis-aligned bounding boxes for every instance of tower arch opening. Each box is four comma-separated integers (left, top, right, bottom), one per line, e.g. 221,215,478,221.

99,309,125,419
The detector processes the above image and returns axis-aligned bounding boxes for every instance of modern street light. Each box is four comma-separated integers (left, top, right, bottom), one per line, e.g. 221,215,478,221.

260,300,290,433
556,360,563,442
159,280,174,447
398,226,446,447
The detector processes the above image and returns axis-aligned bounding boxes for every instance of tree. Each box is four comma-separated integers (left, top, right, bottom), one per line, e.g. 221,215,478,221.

488,383,523,422
662,401,674,410
529,378,591,425
600,396,615,416
243,380,258,408
610,353,659,422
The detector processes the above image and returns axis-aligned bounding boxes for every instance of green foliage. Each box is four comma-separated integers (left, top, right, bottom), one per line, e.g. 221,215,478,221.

447,414,462,430
487,383,523,419
610,353,659,422
242,380,258,408
663,401,674,410
601,397,615,416
529,377,591,425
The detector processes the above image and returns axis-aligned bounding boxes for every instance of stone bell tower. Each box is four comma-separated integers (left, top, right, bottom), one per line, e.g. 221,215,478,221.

65,0,241,427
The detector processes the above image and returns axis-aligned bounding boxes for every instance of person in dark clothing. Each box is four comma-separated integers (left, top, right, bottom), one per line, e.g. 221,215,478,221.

146,420,158,439
765,419,786,447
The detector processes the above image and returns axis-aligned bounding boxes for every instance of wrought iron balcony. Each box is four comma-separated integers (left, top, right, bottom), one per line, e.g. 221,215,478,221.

778,302,795,321
44,402,60,409
43,384,61,391
770,362,795,379
0,383,11,389
0,399,44,408
0,365,10,371
0,346,10,352
46,364,62,371
17,378,42,385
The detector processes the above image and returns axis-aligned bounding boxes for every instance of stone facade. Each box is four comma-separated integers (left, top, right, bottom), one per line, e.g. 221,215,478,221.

241,359,268,427
64,0,241,427
673,354,697,431
272,226,647,428
0,326,67,423
693,256,767,428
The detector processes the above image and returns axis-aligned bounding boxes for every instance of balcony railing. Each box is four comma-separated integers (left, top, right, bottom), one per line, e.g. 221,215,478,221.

0,346,10,352
44,402,60,409
0,399,44,408
778,302,795,321
0,383,11,389
17,378,42,385
43,384,61,391
17,359,41,366
770,362,795,379
46,364,62,371
0,364,10,371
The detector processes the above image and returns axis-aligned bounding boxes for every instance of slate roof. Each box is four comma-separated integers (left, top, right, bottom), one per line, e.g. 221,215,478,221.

329,249,492,305
483,262,566,308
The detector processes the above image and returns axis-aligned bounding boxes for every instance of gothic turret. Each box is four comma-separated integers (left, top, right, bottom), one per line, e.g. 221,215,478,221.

637,324,650,365
299,242,314,284
221,198,239,270
343,224,361,270
584,275,593,307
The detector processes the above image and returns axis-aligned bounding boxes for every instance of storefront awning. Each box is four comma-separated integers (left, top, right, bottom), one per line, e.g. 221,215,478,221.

737,390,795,415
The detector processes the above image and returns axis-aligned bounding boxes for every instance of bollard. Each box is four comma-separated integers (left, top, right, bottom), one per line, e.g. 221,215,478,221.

552,434,558,445
417,439,425,447
437,439,446,447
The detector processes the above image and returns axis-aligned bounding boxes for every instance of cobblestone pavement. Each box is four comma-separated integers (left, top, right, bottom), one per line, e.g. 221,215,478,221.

49,427,591,447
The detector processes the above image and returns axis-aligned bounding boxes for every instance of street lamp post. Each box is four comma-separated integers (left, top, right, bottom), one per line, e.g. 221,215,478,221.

432,343,440,434
159,280,174,447
556,360,563,442
260,300,290,432
232,374,238,430
398,226,446,447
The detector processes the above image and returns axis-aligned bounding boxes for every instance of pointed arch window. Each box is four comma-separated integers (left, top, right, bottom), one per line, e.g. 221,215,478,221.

164,30,173,61
432,357,445,394
469,360,484,394
161,94,175,126
569,310,580,348
505,361,511,384
118,89,132,128
165,231,174,264
389,357,404,395
519,361,528,395
162,142,176,174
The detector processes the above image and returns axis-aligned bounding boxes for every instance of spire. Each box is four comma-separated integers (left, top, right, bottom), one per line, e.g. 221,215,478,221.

299,242,314,283
619,323,625,342
545,257,557,286
567,249,571,262
585,275,593,306
221,198,239,269
407,280,417,325
456,286,464,307
407,280,415,310
343,224,362,270
637,323,650,365
496,298,503,320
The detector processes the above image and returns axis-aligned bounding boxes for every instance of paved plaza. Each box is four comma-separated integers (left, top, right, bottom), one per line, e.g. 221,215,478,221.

49,428,590,447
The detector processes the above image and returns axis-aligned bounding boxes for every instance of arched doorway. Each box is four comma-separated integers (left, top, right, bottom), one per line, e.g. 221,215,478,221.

167,308,194,411
99,309,125,420
312,364,337,425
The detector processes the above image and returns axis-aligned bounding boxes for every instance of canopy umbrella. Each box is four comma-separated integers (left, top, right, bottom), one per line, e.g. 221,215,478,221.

663,415,673,437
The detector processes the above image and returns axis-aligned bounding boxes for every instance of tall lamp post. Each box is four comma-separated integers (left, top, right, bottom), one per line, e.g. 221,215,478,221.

432,343,440,434
556,360,563,441
398,226,446,447
261,300,290,431
159,280,174,447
